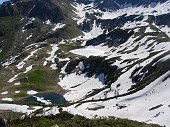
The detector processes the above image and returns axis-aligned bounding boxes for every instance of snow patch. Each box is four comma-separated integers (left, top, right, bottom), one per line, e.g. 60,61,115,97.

70,46,107,57
1,98,13,102
1,91,8,95
24,65,33,73
33,96,52,105
0,104,42,115
15,91,21,94
52,23,66,31
27,90,38,95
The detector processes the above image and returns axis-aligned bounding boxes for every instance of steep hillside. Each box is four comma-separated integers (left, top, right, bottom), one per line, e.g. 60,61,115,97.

0,0,170,126
0,0,81,61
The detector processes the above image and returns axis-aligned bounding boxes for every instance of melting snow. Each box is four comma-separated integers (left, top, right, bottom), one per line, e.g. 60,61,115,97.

145,27,155,33
26,34,33,40
0,104,42,115
52,23,66,31
8,74,19,83
16,49,40,70
27,90,38,95
33,96,52,105
1,98,13,102
70,46,107,57
59,73,105,102
62,71,170,127
15,91,21,94
50,64,58,70
44,44,58,65
101,1,170,19
1,91,8,95
45,19,51,25
14,82,21,86
24,65,33,73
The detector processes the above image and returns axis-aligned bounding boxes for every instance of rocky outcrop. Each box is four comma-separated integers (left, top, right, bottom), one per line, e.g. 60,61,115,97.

28,0,64,23
0,116,8,127
86,28,134,47
0,0,35,16
0,0,65,23
65,56,119,85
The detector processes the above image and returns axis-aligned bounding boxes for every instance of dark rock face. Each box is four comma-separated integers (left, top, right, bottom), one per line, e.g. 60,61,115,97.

28,0,64,23
96,14,144,30
0,116,8,127
94,0,119,11
65,56,119,85
156,13,170,27
82,20,93,32
0,0,35,16
0,0,65,23
65,58,85,74
24,22,39,30
0,26,6,37
74,0,92,5
129,53,170,91
82,56,119,84
80,14,142,47
86,28,134,47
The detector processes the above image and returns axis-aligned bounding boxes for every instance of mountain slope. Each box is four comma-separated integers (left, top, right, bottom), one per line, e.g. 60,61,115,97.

0,0,170,126
75,0,167,11
0,0,81,61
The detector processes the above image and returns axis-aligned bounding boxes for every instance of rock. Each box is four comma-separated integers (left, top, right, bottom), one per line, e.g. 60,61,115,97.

51,125,59,127
0,116,8,127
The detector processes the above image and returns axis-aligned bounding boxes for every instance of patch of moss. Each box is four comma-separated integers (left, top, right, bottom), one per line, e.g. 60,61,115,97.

17,66,60,92
19,66,59,86
16,83,45,92
58,44,83,53
13,93,28,98
56,49,79,59
55,44,82,59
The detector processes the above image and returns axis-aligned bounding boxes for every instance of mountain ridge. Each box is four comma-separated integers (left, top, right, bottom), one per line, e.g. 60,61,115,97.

75,0,168,11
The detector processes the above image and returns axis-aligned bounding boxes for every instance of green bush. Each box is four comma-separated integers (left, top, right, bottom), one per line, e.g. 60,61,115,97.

10,112,161,127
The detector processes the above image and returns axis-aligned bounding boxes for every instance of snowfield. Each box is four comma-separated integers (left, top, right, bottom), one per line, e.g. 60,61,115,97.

0,104,42,115
63,71,170,126
70,46,108,57
59,1,170,126
59,73,105,101
101,0,170,19
0,0,170,127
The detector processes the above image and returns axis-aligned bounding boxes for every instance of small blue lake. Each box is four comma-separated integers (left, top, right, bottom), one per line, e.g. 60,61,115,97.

23,92,67,105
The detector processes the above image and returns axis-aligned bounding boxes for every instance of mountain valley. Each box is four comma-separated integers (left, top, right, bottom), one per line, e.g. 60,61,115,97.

0,0,170,126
